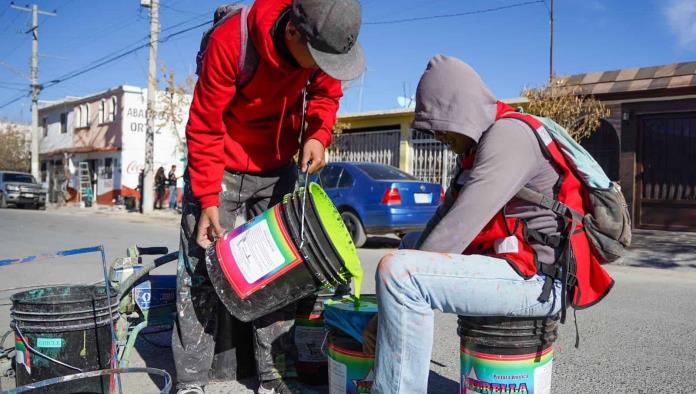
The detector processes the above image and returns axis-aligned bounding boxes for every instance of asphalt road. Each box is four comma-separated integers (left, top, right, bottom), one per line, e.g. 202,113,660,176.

1,207,695,393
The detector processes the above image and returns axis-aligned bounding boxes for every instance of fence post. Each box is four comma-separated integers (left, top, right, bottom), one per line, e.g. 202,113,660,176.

399,121,412,173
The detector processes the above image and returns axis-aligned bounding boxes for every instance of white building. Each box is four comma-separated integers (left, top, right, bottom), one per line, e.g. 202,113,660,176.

38,85,190,205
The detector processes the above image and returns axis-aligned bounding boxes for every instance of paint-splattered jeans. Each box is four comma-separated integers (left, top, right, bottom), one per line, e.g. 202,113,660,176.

373,250,563,394
172,162,299,389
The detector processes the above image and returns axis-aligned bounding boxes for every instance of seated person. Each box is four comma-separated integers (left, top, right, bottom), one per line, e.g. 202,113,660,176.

362,55,613,394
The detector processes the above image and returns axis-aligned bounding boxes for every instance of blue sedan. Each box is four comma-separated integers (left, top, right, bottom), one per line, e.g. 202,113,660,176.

312,162,442,247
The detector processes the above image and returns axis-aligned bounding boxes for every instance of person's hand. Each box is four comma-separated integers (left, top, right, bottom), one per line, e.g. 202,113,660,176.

302,138,326,174
362,314,378,355
197,206,224,248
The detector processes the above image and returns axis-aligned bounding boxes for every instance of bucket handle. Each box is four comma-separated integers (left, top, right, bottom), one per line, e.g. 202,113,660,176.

319,328,330,357
299,160,313,250
14,324,84,373
4,367,172,394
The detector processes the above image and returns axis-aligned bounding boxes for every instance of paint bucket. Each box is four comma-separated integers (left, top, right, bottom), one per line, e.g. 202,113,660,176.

294,288,334,386
325,295,377,394
458,315,558,394
10,285,119,394
207,182,363,322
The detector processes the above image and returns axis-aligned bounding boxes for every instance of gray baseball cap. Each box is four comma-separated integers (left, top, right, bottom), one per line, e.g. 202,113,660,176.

291,0,365,81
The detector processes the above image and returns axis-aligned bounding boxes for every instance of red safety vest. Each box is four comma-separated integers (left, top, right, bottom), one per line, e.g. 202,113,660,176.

460,102,614,310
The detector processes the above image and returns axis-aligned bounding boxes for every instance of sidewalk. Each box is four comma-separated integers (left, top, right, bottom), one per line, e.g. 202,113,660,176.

45,203,182,225
616,228,696,271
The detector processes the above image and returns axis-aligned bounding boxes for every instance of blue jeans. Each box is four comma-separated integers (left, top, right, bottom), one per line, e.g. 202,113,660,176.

168,185,177,209
373,250,563,394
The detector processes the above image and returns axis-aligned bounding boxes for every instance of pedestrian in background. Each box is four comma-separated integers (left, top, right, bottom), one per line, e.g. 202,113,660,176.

137,169,144,213
168,165,179,210
154,166,166,209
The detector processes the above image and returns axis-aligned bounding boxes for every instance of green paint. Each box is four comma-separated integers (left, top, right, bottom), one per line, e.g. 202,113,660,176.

36,337,64,348
308,183,364,299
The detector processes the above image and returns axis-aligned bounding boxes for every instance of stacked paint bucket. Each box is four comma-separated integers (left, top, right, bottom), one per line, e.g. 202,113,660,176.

324,295,378,394
206,182,364,322
458,315,558,394
10,285,119,393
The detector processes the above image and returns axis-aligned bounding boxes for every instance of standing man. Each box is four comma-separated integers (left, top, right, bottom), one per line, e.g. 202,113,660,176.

173,1,364,393
168,165,178,210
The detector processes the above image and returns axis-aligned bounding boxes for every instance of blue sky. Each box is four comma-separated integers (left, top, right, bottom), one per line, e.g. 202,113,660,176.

0,0,695,122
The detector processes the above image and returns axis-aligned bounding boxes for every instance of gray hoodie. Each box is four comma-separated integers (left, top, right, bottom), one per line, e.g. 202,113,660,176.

413,55,561,266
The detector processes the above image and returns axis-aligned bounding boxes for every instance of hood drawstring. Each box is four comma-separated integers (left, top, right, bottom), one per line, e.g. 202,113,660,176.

275,96,288,160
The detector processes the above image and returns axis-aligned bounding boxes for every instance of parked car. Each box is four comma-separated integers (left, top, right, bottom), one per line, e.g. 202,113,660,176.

310,162,442,247
0,171,47,209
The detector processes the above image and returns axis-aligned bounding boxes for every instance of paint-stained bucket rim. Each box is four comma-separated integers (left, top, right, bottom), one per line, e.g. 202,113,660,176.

306,183,363,282
11,285,117,305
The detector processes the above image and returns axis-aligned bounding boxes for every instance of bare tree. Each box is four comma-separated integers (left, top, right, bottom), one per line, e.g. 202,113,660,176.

0,123,31,172
158,64,194,159
327,121,351,161
523,82,609,141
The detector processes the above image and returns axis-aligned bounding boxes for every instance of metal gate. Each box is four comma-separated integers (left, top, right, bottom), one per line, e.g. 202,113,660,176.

410,130,457,187
328,129,401,168
637,113,696,230
580,120,620,181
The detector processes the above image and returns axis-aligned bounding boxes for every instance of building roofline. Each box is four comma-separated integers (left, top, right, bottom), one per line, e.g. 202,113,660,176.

339,96,528,119
38,85,146,112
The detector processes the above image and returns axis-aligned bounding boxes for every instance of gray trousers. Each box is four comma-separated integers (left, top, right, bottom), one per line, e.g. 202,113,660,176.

172,162,299,388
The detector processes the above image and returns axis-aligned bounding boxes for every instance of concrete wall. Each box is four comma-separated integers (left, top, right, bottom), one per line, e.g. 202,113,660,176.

120,88,189,195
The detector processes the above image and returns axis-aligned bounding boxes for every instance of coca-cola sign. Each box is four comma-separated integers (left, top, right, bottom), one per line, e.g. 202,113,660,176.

125,160,169,174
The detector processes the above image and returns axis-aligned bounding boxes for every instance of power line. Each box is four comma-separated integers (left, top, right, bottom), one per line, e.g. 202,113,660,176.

0,92,30,110
364,0,545,25
41,18,212,90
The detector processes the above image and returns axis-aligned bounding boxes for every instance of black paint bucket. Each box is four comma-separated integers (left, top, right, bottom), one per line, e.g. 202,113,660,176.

11,285,119,393
458,315,559,394
206,183,363,322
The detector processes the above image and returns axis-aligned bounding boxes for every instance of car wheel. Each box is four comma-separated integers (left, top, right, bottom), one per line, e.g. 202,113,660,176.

0,194,6,209
340,210,367,248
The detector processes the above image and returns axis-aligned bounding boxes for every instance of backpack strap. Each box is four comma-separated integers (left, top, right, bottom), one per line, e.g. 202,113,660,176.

516,186,584,223
195,5,259,88
236,5,258,88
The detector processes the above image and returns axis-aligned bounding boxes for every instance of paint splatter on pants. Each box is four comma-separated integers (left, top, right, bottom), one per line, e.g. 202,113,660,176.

172,162,299,388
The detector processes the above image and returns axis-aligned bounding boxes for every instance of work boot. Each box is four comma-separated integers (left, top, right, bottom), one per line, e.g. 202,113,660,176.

176,385,204,394
256,378,302,394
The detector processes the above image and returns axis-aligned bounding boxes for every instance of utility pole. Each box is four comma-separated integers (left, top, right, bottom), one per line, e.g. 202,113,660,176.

141,0,159,214
549,0,554,83
11,3,57,181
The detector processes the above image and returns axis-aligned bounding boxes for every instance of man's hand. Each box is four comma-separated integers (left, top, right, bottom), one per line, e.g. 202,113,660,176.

302,138,326,174
197,206,224,248
362,314,378,355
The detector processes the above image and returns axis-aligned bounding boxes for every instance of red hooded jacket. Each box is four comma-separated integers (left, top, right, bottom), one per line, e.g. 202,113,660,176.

186,0,343,209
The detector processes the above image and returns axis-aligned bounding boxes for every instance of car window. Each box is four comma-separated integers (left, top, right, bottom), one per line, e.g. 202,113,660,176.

319,166,342,189
337,170,354,188
3,173,36,183
355,163,417,181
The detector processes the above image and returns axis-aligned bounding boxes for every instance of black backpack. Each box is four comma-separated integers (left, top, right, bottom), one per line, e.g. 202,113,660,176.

195,4,259,87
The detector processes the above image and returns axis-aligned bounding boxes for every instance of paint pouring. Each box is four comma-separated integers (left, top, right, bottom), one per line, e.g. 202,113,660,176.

325,295,378,394
206,182,363,322
10,285,119,394
458,315,558,394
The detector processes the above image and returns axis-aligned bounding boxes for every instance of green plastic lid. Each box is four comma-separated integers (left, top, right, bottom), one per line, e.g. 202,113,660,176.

307,182,364,297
